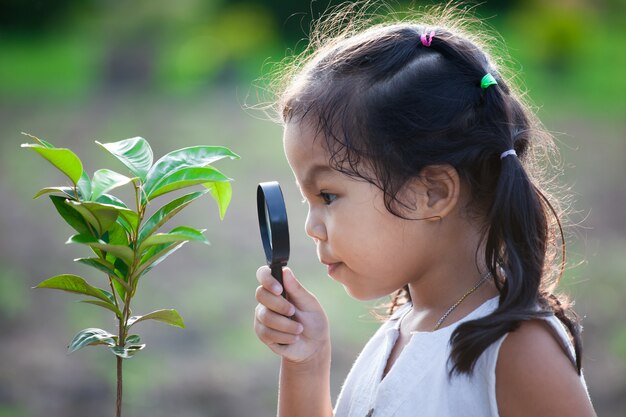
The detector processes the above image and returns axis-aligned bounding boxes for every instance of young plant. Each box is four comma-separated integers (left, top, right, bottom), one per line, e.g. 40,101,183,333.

21,134,239,417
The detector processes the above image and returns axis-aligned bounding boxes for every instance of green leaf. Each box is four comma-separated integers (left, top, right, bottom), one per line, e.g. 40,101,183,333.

98,202,138,233
110,343,145,359
127,309,185,329
95,195,134,235
144,145,239,196
90,169,133,201
80,300,123,319
113,257,129,278
204,180,232,220
68,328,117,353
21,132,54,148
74,257,129,290
113,209,139,234
146,166,231,201
138,226,208,253
111,278,127,300
137,241,187,277
96,194,128,208
49,195,92,235
68,200,138,235
110,257,129,300
102,221,129,246
34,274,114,305
115,216,133,236
34,186,77,200
96,137,153,181
66,200,119,235
21,134,91,198
138,190,209,242
77,172,92,200
75,257,119,277
67,234,134,266
21,143,83,185
99,288,116,304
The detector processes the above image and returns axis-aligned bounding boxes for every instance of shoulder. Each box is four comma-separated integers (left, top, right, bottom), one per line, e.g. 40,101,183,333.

495,319,595,417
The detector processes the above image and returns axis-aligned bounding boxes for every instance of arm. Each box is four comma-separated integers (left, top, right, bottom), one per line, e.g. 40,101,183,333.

279,344,333,417
496,319,596,417
255,266,333,417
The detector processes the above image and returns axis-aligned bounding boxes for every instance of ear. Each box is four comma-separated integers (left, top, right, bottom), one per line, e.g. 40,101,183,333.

414,164,461,220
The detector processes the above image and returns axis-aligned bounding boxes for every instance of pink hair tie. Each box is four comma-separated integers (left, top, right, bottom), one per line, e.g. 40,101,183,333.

420,31,435,47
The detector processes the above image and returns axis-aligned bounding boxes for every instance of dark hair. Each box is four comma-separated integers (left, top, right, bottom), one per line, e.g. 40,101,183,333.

268,4,582,376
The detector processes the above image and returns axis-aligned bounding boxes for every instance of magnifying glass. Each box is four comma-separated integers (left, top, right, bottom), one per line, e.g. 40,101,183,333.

257,181,290,298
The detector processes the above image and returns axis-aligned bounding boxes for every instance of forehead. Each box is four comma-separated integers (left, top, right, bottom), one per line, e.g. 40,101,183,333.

283,122,327,162
283,122,334,181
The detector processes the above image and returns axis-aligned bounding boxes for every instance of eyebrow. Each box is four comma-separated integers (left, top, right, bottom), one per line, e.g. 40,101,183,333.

298,164,334,189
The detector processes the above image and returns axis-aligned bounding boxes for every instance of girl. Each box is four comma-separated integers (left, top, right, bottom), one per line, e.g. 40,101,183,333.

254,5,596,417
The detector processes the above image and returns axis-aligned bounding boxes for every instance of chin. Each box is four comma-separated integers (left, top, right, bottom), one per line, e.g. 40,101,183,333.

343,286,385,302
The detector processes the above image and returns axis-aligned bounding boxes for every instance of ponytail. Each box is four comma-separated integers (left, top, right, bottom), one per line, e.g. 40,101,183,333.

448,128,583,376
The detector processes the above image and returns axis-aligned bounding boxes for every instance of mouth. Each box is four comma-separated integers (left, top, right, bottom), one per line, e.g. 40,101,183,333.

323,261,341,276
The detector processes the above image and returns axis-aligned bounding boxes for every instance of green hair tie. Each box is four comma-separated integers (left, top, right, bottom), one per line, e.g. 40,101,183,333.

481,73,498,89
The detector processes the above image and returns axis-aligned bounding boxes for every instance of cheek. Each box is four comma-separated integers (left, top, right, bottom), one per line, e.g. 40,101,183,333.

328,208,371,246
364,217,423,275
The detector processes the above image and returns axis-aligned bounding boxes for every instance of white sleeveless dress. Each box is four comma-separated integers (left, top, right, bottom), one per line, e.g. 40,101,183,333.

333,296,589,417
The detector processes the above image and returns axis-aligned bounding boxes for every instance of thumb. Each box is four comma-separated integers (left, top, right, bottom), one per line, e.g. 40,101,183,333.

282,267,319,311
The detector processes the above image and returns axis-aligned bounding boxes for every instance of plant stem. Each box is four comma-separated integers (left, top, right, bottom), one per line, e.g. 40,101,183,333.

116,297,131,417
114,178,145,417
116,354,123,417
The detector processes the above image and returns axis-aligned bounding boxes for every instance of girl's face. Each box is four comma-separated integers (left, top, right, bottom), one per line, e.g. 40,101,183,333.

284,122,435,301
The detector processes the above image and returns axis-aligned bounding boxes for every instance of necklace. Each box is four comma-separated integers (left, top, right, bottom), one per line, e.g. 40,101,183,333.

432,271,490,331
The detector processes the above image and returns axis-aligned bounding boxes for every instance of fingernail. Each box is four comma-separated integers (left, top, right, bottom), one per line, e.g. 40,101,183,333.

272,284,282,295
288,305,296,316
296,323,304,334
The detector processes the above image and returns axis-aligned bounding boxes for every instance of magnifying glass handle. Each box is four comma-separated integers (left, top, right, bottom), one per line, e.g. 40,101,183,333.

270,264,286,298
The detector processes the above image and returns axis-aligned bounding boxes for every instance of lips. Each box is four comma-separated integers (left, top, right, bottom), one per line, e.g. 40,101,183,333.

319,251,341,276
322,261,341,276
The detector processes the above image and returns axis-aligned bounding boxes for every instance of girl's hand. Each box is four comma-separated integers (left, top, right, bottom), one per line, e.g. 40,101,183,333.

254,266,330,364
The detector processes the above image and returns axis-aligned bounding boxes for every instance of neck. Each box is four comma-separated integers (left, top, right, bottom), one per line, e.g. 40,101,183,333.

405,271,498,332
407,264,495,311
405,222,499,329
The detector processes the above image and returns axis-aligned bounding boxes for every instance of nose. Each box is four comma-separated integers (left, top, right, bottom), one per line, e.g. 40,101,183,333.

305,208,327,242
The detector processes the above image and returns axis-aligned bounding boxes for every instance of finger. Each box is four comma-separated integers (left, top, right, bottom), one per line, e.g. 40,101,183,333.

255,317,301,345
255,304,303,335
255,285,295,317
256,265,283,295
281,267,319,310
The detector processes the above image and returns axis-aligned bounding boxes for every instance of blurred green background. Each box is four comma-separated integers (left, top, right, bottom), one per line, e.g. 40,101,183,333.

1,0,624,416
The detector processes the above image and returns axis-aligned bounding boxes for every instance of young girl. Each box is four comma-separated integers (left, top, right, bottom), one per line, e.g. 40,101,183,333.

253,6,596,417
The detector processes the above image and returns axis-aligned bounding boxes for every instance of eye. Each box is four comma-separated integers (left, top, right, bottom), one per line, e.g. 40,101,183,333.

318,192,337,205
